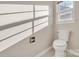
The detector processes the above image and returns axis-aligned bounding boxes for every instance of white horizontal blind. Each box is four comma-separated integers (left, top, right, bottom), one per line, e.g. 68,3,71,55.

0,22,32,40
34,5,49,33
35,5,49,11
0,4,33,52
0,12,33,26
0,4,49,52
0,4,33,14
0,4,33,26
35,11,49,18
34,17,48,26
0,29,32,52
34,22,48,33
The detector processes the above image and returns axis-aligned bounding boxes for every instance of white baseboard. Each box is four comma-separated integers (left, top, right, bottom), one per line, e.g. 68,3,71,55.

35,47,52,57
67,49,79,57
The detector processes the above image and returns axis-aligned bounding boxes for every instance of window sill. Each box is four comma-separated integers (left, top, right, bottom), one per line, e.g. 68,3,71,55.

56,20,75,25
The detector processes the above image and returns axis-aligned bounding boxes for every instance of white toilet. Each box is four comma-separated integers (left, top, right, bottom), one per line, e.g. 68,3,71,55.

53,30,70,57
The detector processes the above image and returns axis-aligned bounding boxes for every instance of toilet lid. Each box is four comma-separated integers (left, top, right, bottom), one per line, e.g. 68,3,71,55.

53,40,66,46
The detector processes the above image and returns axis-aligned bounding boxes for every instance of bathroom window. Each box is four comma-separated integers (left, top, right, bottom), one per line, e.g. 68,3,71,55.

34,5,49,33
0,4,49,41
0,4,49,51
57,1,74,24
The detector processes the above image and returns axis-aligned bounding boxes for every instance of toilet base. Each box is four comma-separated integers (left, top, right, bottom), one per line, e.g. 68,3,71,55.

54,50,66,57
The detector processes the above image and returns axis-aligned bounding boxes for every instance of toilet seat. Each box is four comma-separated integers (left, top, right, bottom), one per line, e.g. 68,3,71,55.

53,40,66,46
53,40,67,50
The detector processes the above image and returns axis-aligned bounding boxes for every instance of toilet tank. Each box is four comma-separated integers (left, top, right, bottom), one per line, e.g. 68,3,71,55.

58,30,71,42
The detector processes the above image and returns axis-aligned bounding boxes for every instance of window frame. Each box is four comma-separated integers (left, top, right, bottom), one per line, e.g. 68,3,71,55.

56,1,75,24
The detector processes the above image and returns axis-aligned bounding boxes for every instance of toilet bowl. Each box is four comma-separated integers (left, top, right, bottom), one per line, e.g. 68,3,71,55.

53,30,70,57
53,40,67,57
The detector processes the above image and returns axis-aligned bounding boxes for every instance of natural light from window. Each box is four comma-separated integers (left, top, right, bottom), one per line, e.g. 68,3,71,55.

57,1,74,24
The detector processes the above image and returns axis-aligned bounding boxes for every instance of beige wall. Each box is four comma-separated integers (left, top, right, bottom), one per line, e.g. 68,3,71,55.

0,1,55,57
57,2,79,50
